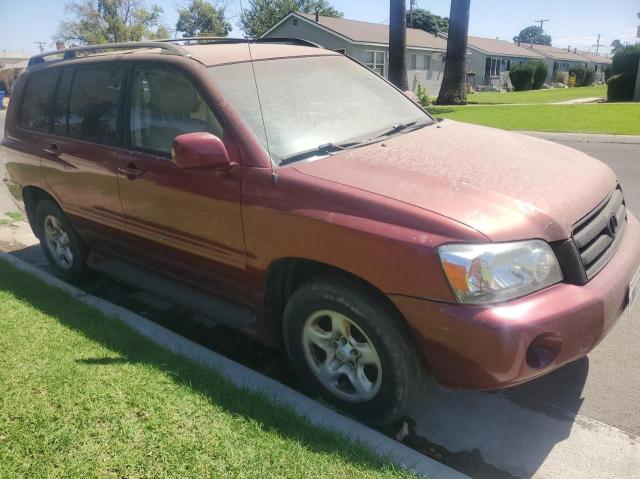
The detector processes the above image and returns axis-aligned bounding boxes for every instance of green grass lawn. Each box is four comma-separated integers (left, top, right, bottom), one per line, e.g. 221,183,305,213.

467,84,607,104
0,259,416,479
428,103,640,135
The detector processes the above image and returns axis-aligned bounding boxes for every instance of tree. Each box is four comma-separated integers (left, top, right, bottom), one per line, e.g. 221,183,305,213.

388,0,408,90
436,0,470,105
56,0,167,44
176,0,231,37
239,0,342,39
611,39,625,55
513,26,552,46
406,8,448,34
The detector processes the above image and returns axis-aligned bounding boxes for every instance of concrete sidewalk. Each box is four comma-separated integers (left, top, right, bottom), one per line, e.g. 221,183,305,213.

521,130,640,144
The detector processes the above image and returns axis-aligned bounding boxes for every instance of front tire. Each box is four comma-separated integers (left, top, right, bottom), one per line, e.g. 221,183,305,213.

36,199,88,282
283,275,423,426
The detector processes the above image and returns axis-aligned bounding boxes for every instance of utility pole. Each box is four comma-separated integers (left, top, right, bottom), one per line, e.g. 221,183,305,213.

533,19,549,47
33,41,46,53
592,34,603,54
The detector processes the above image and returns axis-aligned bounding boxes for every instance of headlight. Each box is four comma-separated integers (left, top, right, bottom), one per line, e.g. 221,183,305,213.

438,240,563,304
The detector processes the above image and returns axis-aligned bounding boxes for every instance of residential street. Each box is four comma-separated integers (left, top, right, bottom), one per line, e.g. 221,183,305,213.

1,109,640,478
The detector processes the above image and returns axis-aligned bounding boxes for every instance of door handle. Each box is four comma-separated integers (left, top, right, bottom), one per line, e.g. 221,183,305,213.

118,164,142,179
43,143,60,156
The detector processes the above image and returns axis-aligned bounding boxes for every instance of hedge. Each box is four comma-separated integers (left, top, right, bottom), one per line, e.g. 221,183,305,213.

569,67,596,87
509,63,536,91
532,62,549,90
607,73,636,102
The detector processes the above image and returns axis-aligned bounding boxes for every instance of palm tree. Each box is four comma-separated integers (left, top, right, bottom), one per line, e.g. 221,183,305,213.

388,0,408,90
436,0,470,105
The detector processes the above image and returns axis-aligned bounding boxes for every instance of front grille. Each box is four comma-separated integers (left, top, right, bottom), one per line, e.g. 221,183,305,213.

572,187,627,279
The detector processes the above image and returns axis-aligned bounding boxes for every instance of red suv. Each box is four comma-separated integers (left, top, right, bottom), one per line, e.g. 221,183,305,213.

2,39,640,425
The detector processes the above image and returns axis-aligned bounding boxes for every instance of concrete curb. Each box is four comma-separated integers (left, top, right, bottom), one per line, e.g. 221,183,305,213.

520,131,640,144
0,251,469,479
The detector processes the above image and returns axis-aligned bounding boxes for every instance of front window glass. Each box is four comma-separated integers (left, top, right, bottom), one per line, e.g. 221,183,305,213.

210,55,429,163
130,66,223,155
68,67,124,144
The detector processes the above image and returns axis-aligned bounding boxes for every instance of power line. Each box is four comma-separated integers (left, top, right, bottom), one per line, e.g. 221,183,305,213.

33,41,46,54
592,34,603,54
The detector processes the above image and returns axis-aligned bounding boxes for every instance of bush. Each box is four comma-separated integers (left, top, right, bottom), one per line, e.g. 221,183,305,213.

509,63,536,91
607,44,639,101
569,66,596,87
567,75,577,88
611,44,640,77
607,73,636,101
416,85,431,108
532,62,548,90
552,71,569,85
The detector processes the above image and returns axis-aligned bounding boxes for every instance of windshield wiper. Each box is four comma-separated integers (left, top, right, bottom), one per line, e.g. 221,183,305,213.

371,120,434,141
279,141,359,165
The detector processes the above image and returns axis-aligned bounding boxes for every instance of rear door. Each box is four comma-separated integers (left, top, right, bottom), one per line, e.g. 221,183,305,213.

41,64,128,254
117,63,247,303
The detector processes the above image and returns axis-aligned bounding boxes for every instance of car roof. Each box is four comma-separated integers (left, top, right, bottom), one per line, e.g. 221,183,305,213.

183,43,340,66
26,41,341,71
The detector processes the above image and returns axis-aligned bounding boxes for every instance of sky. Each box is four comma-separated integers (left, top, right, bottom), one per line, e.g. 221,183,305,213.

0,0,638,56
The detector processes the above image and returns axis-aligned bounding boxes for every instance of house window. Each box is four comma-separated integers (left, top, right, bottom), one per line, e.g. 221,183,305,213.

411,54,431,70
365,51,385,76
489,58,501,76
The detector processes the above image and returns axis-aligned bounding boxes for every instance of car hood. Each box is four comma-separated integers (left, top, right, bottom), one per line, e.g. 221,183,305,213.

293,120,617,242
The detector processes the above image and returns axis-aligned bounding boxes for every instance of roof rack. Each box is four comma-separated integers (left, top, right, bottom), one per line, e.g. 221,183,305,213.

28,41,191,67
156,37,322,49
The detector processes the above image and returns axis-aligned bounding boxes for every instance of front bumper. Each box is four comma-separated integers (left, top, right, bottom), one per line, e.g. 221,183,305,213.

390,215,640,390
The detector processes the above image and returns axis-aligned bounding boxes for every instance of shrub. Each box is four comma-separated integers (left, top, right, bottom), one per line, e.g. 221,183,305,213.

604,67,613,81
532,62,548,90
607,44,639,101
611,44,640,77
567,75,577,88
509,63,536,91
552,71,569,85
569,66,596,87
607,73,636,101
416,85,431,108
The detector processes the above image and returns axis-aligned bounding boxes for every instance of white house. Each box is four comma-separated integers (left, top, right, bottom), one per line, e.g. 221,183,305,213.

261,12,452,96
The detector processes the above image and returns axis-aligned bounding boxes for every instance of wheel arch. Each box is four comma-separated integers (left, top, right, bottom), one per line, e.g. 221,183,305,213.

22,185,59,238
264,257,423,355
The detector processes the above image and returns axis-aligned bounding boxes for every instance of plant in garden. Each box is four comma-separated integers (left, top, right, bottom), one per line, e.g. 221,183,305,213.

415,85,431,108
569,67,596,87
606,44,640,101
509,63,536,91
567,75,577,88
531,62,549,90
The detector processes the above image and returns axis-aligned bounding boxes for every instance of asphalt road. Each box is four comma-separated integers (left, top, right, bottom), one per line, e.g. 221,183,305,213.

1,109,639,477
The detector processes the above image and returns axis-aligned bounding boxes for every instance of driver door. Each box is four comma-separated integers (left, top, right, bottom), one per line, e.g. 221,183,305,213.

117,64,247,303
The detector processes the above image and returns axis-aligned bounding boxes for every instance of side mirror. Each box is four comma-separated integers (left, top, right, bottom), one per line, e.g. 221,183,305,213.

172,132,235,170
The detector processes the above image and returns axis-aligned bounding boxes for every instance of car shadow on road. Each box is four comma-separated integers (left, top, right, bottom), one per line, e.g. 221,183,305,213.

400,358,589,479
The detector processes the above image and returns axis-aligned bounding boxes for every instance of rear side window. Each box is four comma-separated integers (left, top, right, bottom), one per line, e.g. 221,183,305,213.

18,70,59,131
129,66,223,155
68,67,124,144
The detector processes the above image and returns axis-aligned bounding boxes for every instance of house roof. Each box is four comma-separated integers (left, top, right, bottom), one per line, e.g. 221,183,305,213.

524,44,591,62
466,36,543,58
264,12,448,51
575,51,612,64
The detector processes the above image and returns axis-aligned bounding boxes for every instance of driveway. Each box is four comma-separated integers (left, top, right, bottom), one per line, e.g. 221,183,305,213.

1,115,639,478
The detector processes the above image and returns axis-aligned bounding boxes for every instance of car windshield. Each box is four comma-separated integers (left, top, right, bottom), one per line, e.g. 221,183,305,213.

209,54,431,163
